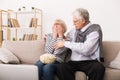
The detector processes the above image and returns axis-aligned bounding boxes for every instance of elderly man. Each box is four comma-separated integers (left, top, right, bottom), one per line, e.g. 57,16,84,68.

55,8,105,80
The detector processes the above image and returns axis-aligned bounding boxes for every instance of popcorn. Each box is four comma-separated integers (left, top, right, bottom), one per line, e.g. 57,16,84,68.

40,53,56,64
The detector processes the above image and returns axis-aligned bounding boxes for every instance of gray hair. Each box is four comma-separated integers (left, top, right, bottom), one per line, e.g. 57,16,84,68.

72,8,89,22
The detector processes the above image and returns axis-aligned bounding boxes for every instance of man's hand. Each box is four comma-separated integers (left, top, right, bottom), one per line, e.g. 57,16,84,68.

55,40,65,49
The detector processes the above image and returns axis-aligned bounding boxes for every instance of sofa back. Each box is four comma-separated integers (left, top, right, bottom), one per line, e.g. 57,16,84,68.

2,40,120,66
2,40,45,64
103,41,120,67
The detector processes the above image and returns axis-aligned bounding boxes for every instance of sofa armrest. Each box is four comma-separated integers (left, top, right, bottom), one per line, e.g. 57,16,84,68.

0,64,38,80
0,60,3,64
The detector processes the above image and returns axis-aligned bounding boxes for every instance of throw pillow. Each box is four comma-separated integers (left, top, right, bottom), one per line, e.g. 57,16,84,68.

0,47,20,64
40,53,56,64
109,51,120,69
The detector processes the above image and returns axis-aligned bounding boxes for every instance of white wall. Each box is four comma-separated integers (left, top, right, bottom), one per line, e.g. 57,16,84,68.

0,0,120,41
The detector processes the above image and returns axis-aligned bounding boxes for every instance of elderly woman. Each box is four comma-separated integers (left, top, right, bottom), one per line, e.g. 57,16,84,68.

35,19,69,80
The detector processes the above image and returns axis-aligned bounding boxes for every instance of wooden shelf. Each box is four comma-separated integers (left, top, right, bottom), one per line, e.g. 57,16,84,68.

0,8,43,42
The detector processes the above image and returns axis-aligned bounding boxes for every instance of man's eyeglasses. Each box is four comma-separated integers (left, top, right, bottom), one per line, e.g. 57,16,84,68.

73,20,80,24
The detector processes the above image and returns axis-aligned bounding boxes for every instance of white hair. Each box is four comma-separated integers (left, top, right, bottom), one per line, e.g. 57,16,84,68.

72,8,89,22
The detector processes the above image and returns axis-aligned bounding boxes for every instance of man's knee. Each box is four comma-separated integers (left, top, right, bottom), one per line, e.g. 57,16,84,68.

94,62,105,73
57,63,67,69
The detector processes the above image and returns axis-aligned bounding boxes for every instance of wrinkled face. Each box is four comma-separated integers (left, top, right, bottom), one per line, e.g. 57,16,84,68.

73,16,85,30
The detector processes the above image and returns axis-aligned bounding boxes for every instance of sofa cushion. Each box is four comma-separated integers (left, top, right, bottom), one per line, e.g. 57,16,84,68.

104,68,120,80
0,47,20,64
0,60,2,63
54,71,87,80
75,71,87,80
109,51,120,69
0,64,38,80
2,40,45,64
103,41,120,67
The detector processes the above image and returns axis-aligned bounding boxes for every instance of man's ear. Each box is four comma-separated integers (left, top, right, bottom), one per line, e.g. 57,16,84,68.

82,18,86,24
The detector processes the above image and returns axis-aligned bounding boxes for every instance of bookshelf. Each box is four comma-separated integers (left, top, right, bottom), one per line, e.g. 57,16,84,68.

0,8,43,42
0,10,2,46
0,10,8,46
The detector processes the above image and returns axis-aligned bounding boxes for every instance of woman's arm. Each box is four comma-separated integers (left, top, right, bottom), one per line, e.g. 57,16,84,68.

44,34,57,54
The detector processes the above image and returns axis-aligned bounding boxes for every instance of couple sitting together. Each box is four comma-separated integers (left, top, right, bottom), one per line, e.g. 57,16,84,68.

35,8,105,80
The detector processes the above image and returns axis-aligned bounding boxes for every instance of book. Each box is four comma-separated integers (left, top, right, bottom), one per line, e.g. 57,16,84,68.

23,34,26,40
11,18,16,27
33,34,37,40
0,30,3,42
10,18,20,28
29,18,33,27
32,18,37,28
25,34,29,40
13,19,20,27
8,18,13,27
29,18,38,27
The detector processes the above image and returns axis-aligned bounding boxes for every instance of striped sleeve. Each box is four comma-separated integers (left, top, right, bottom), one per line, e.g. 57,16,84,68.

44,34,57,54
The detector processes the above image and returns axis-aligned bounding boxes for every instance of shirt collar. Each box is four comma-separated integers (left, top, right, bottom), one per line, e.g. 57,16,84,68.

81,22,92,32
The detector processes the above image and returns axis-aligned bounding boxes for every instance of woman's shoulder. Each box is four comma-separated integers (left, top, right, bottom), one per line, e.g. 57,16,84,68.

46,33,53,39
46,33,52,37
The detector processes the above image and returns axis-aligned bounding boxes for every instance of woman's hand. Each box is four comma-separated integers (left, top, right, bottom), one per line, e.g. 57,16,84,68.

57,25,64,38
52,25,58,39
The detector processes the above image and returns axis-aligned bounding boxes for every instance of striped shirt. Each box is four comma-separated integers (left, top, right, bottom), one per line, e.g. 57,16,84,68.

44,33,66,63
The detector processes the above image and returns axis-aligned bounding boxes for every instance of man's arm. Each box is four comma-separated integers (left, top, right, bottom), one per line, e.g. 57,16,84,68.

55,31,99,56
